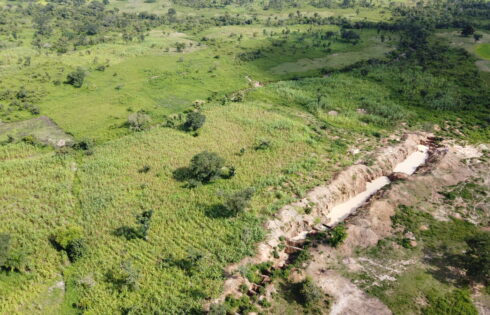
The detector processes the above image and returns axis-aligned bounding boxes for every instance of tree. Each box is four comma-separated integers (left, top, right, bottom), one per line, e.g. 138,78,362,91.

223,188,255,216
340,29,360,43
183,111,206,131
461,25,475,37
188,151,224,183
473,33,483,42
65,67,86,88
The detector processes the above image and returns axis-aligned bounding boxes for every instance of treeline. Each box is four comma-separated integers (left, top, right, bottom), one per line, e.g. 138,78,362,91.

0,0,165,53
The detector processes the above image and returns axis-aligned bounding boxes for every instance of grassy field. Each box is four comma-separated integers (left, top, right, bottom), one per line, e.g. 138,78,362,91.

1,22,394,142
476,43,490,60
0,99,358,313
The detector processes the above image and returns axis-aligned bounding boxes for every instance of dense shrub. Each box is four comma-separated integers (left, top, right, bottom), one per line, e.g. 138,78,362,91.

188,151,225,183
461,25,475,37
115,210,153,240
65,67,86,88
209,303,227,315
128,111,151,131
340,29,360,43
183,111,206,131
106,260,139,292
326,224,347,248
298,277,324,307
237,49,262,61
223,188,255,216
52,225,87,262
0,234,10,267
424,289,477,315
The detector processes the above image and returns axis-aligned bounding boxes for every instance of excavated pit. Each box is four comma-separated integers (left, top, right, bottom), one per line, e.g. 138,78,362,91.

213,133,436,307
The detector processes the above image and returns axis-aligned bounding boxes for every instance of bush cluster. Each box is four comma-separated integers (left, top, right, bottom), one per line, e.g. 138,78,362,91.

52,225,87,262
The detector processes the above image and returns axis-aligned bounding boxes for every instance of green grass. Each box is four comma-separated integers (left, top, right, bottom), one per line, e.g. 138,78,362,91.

1,1,489,313
476,43,490,60
348,203,486,314
0,100,353,313
1,23,393,142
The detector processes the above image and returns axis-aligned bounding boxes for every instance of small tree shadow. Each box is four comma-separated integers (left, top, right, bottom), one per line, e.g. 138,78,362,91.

423,250,469,287
204,204,234,219
277,280,309,306
172,167,191,182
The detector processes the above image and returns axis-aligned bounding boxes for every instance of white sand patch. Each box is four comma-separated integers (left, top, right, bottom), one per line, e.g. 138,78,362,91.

327,177,390,226
326,145,429,226
393,145,429,175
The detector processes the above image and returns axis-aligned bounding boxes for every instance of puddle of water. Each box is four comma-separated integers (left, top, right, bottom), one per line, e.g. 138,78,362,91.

393,145,429,175
326,145,429,226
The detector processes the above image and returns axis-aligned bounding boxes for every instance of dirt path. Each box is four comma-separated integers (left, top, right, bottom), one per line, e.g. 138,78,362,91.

306,263,391,315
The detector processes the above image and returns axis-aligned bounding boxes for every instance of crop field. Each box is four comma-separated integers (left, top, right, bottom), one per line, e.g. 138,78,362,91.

0,0,489,313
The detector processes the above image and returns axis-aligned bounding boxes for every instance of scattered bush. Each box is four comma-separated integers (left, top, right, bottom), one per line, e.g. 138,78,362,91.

230,90,245,102
128,111,151,131
254,139,272,151
106,260,139,292
183,111,206,131
138,165,151,173
115,210,153,240
0,234,10,267
65,67,86,88
224,295,258,314
73,138,94,155
223,187,255,216
52,225,87,262
298,277,323,307
326,224,347,248
0,233,29,272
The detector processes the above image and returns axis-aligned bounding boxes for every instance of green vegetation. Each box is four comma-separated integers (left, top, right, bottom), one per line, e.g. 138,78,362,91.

52,225,87,262
183,111,206,132
476,43,490,60
349,201,489,314
0,0,489,313
222,187,255,216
